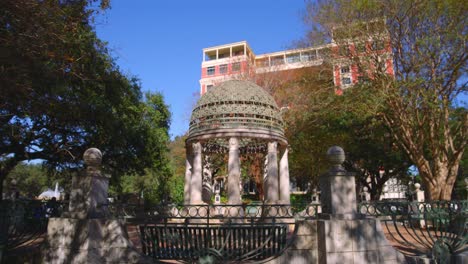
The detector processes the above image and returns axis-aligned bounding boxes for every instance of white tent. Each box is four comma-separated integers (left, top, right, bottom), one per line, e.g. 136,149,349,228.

38,182,62,199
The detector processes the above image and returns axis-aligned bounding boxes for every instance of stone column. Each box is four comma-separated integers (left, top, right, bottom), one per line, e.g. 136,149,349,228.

319,146,357,218
227,137,241,204
279,146,290,204
190,142,203,204
183,145,193,204
361,187,371,202
316,146,407,264
265,141,279,203
44,148,152,263
67,148,109,219
414,183,426,228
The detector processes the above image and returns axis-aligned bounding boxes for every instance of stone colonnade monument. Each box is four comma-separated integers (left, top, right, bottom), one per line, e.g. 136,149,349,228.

184,80,291,205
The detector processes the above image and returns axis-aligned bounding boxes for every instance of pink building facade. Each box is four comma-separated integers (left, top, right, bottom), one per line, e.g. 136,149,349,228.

199,39,394,95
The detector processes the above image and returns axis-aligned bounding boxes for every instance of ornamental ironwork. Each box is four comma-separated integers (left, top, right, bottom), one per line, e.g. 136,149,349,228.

104,202,319,263
0,199,68,261
359,200,468,263
188,80,285,140
201,138,268,154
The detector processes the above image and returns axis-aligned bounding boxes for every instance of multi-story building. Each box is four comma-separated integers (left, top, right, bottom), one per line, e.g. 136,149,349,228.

199,32,394,95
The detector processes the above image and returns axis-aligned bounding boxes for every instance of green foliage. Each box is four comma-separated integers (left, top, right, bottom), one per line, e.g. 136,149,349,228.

168,135,187,180
167,135,188,204
274,69,410,199
167,173,185,204
3,163,48,198
241,194,258,204
273,68,337,187
116,165,173,206
290,193,312,205
302,0,467,200
0,0,172,199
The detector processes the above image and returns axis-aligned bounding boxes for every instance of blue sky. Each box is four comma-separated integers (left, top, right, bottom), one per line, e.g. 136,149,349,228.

94,0,308,138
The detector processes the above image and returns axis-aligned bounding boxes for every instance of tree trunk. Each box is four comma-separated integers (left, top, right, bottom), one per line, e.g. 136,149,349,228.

420,163,459,201
0,159,19,201
370,191,381,201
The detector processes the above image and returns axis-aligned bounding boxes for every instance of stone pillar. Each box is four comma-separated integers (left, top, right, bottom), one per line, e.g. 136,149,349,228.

190,142,203,204
414,183,426,228
317,146,406,264
265,141,279,203
361,187,371,202
279,146,290,204
67,148,109,219
414,183,425,202
319,146,357,219
183,145,193,204
227,137,241,204
43,148,151,263
214,182,221,205
311,188,320,204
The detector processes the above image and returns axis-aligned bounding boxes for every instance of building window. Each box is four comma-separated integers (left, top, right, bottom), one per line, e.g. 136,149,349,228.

255,58,269,67
233,50,244,56
207,66,215,75
232,62,241,72
341,66,350,74
206,85,213,91
342,77,352,85
218,53,229,59
301,51,317,61
219,64,228,74
271,56,284,66
286,53,300,63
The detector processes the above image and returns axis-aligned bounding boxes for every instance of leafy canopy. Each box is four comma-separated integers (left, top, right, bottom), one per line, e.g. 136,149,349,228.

0,0,171,198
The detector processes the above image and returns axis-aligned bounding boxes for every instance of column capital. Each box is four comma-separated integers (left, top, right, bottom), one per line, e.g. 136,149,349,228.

192,141,202,152
229,137,239,151
267,141,278,153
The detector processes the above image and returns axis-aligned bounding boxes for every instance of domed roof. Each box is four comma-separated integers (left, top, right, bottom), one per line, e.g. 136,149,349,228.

188,80,285,144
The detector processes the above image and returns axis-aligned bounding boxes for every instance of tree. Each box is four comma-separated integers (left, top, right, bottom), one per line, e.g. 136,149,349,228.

279,69,337,189
0,0,171,199
167,134,189,204
452,151,467,200
3,163,49,198
303,0,467,200
342,117,410,200
271,65,411,200
168,135,188,180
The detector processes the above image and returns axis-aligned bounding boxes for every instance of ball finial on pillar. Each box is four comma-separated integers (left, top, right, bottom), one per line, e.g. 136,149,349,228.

326,146,345,167
83,148,102,168
414,183,421,191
